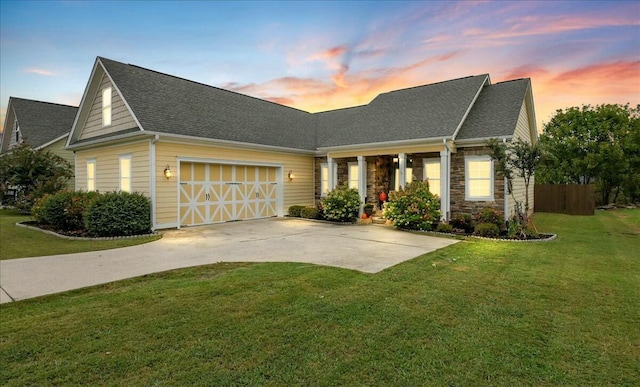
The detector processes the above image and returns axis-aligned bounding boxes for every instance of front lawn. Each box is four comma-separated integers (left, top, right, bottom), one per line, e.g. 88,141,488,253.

0,209,161,260
1,210,638,385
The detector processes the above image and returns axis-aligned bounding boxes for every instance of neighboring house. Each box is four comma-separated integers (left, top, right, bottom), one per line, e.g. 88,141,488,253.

1,97,78,190
67,57,537,230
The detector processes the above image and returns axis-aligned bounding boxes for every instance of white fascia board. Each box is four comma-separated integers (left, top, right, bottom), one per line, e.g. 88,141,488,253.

152,132,316,155
100,59,146,132
317,137,450,153
67,59,102,148
66,131,151,151
35,133,70,150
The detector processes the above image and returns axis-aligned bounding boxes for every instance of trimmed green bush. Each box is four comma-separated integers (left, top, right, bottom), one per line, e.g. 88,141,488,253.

322,184,362,222
474,222,500,237
475,207,505,230
436,223,453,233
383,180,441,231
32,191,100,231
450,214,474,233
288,205,305,217
84,191,151,237
300,207,319,219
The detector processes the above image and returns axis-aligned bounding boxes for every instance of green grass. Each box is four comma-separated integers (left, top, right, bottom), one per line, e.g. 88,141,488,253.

0,209,161,260
1,210,639,385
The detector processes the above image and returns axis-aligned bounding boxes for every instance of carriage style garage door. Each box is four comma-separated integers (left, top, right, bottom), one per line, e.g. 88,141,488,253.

179,162,278,226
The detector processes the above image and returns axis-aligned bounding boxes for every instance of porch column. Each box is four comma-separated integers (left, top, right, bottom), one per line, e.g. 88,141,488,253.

398,153,406,189
440,149,450,221
327,156,336,191
357,155,367,208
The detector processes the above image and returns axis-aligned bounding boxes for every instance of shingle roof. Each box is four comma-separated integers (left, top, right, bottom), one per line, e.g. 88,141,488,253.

10,98,78,148
456,79,530,140
315,75,489,148
99,57,317,150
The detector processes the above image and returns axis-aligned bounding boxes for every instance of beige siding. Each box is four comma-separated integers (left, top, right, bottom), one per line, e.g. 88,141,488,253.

75,141,150,194
44,138,75,190
155,141,314,227
78,74,137,141
509,100,535,215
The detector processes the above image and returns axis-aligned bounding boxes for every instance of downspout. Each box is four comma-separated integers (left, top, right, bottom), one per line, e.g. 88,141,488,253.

150,134,159,230
502,138,510,220
442,139,451,221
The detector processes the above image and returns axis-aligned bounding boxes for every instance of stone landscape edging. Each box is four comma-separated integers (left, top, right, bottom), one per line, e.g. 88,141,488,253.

16,221,161,241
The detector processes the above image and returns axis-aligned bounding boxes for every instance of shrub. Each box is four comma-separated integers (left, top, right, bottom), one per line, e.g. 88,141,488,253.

436,223,453,233
322,184,362,222
300,207,319,219
475,207,505,230
474,222,500,237
450,213,474,233
383,180,441,231
288,205,305,217
33,191,100,231
84,191,151,237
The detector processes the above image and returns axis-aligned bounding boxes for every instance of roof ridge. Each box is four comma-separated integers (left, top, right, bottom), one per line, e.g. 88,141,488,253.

494,78,530,84
99,56,312,115
376,74,489,96
10,97,78,109
314,104,366,114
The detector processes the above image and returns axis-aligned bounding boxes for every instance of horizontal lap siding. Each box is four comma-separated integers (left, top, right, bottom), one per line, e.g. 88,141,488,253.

44,138,75,190
79,74,137,141
75,141,150,194
155,142,314,226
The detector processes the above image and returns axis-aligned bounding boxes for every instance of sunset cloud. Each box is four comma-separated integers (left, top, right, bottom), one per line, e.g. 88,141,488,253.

23,68,55,76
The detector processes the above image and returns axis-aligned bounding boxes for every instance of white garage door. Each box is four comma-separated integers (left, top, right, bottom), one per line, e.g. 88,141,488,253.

179,162,278,226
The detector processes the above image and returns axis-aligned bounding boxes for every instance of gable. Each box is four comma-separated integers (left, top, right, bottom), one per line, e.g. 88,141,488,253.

78,73,137,141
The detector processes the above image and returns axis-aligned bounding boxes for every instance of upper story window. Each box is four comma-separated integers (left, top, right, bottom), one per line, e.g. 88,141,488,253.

465,155,493,201
119,155,131,193
102,87,112,127
348,162,359,190
87,159,96,191
423,158,441,197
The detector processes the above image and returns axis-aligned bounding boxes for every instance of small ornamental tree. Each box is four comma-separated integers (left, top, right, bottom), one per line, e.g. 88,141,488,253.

383,180,441,231
486,138,541,218
322,184,362,222
0,143,73,211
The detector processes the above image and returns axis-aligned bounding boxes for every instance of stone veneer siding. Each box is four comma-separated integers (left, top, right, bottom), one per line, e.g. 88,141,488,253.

449,146,505,217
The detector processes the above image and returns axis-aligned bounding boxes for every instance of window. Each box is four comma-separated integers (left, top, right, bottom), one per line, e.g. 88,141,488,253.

87,159,96,191
15,120,19,143
423,158,441,197
119,155,131,192
102,87,112,127
465,156,493,200
393,157,412,191
348,162,359,190
320,163,329,196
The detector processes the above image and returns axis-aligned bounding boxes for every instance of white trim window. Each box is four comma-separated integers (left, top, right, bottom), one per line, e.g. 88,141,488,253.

87,159,96,192
348,162,359,190
465,155,493,201
102,87,112,127
119,155,132,193
423,158,441,197
320,163,329,196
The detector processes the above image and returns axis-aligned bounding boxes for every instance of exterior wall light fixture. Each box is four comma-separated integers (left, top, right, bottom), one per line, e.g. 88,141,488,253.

287,170,294,181
164,165,172,179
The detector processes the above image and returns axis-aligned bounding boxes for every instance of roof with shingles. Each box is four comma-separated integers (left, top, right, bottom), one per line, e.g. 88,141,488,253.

71,57,533,150
99,57,317,150
9,98,77,148
316,74,489,148
456,79,530,140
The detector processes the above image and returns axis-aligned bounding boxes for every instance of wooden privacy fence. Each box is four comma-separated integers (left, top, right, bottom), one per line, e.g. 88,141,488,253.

534,184,595,215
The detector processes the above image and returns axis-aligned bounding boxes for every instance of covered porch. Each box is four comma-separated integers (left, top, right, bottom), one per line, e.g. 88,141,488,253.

315,142,454,220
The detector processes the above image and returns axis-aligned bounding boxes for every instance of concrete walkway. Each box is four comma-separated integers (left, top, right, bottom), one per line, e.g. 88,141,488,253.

0,219,458,303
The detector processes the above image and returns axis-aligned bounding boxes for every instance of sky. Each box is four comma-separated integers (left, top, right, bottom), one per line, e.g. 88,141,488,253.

1,0,639,134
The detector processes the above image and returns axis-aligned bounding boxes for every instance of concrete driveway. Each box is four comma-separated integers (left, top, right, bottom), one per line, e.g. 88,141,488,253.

0,218,458,303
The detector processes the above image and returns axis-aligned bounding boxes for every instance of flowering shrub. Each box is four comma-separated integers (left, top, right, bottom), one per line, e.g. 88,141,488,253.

450,214,474,233
322,184,362,222
474,207,505,230
383,180,441,231
32,191,100,231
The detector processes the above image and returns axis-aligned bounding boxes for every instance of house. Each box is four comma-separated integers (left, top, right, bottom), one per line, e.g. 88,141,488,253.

67,57,537,230
1,97,78,189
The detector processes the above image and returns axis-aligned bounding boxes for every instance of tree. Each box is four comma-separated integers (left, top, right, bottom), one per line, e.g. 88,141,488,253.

486,137,541,218
538,104,640,204
0,143,73,211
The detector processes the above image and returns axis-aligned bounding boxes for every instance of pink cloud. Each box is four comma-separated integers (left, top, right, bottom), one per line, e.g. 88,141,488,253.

23,68,55,76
